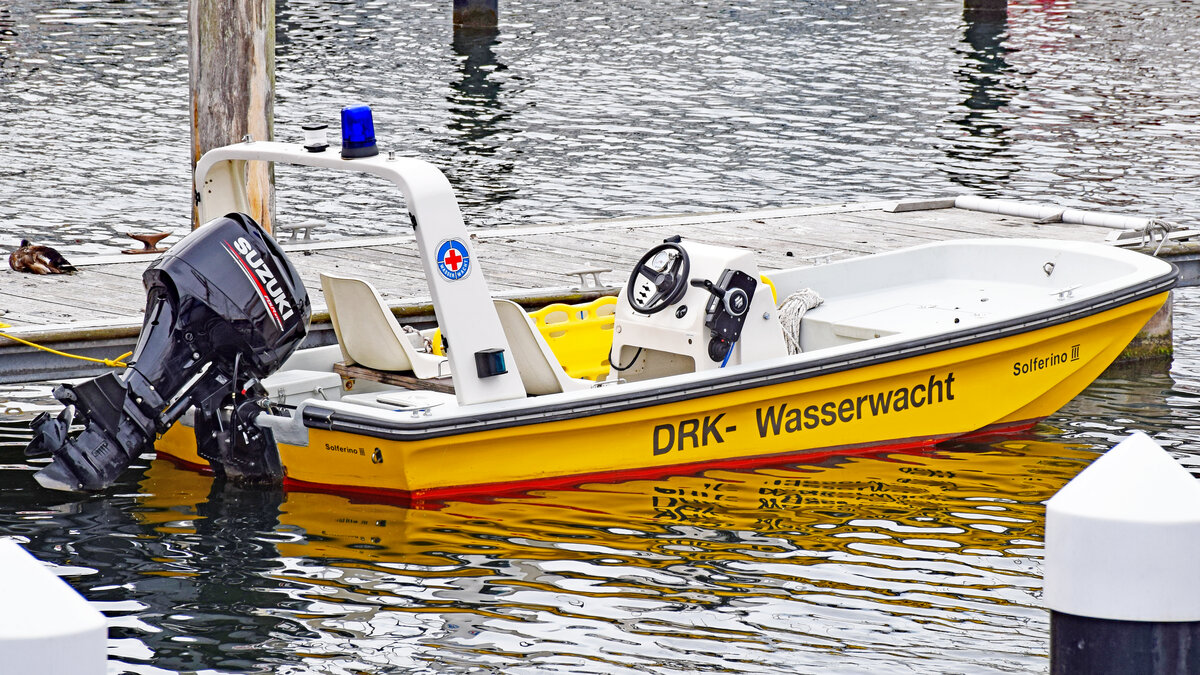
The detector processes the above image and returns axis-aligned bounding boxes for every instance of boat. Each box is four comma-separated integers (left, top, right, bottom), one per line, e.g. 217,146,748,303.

25,108,1178,501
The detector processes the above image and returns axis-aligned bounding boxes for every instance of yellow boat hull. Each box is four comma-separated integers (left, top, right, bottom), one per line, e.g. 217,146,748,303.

157,292,1165,501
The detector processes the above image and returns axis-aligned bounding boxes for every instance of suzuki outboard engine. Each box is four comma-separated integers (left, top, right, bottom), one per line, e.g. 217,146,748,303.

26,213,311,491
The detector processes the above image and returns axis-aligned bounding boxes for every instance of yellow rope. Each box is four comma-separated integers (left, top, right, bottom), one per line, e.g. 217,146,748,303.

0,330,132,368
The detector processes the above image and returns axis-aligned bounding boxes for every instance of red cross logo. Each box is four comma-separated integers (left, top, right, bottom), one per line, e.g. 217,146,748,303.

436,239,471,281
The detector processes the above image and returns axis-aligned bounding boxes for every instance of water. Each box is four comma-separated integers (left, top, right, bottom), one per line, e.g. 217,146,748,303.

3,341,1200,674
2,0,1200,253
2,0,1200,672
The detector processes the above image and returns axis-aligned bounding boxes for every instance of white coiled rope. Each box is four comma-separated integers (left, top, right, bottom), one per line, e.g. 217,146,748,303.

778,288,823,355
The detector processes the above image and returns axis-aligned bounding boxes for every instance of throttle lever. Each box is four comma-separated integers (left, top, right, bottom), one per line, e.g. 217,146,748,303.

690,277,724,298
691,277,748,317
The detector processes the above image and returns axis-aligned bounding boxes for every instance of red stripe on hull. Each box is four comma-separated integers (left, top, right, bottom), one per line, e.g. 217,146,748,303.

273,418,1044,507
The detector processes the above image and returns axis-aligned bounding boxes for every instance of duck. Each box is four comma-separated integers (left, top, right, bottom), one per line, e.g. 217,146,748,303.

8,240,76,275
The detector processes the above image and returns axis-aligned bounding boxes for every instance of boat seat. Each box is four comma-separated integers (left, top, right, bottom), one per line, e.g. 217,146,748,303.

320,272,449,379
494,299,594,396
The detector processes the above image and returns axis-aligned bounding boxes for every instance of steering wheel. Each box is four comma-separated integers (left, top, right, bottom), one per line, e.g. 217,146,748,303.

626,242,691,314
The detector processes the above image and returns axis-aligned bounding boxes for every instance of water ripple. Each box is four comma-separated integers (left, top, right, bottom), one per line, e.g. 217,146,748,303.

3,2,1200,671
1,0,1199,253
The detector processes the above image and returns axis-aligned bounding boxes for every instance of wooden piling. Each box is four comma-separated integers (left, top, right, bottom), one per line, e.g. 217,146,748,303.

188,0,275,232
453,0,498,28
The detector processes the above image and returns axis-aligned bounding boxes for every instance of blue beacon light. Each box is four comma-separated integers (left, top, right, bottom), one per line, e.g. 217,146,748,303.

340,104,378,159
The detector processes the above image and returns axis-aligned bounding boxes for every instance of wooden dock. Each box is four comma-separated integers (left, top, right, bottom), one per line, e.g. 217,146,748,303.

0,197,1185,383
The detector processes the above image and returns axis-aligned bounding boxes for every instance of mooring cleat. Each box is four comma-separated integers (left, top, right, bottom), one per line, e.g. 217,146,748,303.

122,231,171,255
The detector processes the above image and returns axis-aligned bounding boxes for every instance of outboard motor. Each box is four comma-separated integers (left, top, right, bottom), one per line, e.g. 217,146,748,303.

26,213,311,492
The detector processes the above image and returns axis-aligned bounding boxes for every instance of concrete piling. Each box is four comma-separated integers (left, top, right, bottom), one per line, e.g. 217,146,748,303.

1123,294,1174,362
1045,432,1200,674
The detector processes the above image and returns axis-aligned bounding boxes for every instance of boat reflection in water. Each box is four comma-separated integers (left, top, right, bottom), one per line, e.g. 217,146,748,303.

128,436,1093,672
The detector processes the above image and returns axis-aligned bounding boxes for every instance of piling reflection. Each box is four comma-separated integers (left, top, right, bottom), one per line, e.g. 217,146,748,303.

448,27,507,151
445,25,518,216
117,437,1092,671
942,2,1019,192
5,0,1200,248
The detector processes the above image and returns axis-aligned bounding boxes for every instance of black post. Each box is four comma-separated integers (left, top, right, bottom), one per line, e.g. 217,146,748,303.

964,0,1006,22
453,0,497,28
1051,613,1200,675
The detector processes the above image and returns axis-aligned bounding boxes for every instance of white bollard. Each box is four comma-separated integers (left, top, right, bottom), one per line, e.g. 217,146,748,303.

1045,432,1200,674
0,539,107,675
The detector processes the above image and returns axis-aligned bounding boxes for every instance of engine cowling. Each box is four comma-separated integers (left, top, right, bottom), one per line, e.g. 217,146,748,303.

26,213,311,491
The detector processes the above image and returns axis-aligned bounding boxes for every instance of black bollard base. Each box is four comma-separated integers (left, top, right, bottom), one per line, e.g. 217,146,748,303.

1052,611,1200,675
